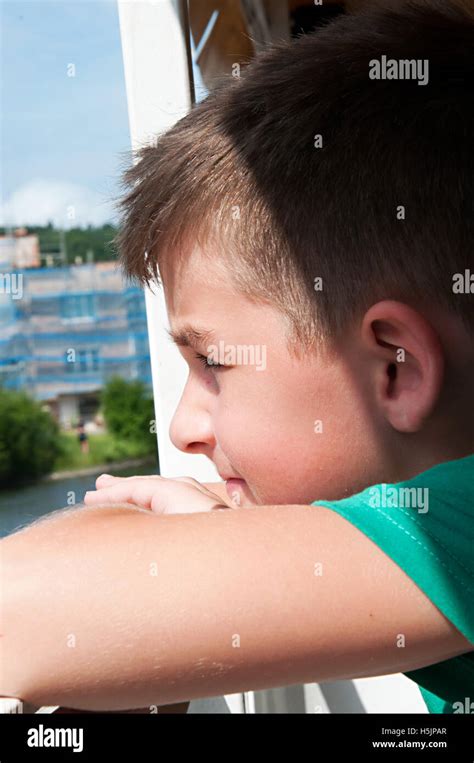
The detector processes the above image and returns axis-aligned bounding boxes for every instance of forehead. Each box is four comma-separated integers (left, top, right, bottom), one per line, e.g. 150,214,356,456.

160,242,225,294
159,244,236,318
159,244,289,347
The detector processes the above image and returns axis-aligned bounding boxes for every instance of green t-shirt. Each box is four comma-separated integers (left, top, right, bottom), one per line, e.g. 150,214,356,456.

311,454,474,714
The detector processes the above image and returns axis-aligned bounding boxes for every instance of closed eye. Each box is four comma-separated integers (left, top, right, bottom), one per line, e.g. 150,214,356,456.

194,351,226,370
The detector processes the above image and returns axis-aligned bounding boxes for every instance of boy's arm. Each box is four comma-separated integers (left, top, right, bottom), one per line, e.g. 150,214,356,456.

2,502,471,711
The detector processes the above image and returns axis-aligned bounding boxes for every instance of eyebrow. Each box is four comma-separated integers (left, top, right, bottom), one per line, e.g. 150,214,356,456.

166,324,216,349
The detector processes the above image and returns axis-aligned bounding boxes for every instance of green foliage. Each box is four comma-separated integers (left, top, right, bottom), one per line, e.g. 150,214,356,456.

0,389,60,487
0,222,119,264
63,224,118,263
54,432,154,472
101,377,156,453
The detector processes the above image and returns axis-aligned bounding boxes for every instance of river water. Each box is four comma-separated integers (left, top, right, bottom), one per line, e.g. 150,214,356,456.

0,461,158,538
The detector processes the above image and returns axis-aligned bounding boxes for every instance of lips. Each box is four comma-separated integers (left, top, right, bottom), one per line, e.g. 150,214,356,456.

217,469,242,481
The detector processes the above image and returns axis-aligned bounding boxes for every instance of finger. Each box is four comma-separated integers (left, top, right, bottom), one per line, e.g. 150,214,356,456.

95,473,163,489
88,477,178,508
84,480,162,510
149,482,227,514
95,473,119,488
86,477,229,515
171,476,218,497
172,476,203,487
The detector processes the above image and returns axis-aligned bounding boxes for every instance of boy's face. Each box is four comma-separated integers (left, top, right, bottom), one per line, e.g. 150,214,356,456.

161,246,385,506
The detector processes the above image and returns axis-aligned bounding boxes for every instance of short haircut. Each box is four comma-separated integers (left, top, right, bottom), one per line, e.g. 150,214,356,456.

114,0,474,357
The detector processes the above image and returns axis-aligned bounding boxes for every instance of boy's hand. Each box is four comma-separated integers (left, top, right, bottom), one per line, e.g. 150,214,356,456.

83,474,233,514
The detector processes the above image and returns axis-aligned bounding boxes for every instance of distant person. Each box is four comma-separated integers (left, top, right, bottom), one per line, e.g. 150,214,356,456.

77,420,89,455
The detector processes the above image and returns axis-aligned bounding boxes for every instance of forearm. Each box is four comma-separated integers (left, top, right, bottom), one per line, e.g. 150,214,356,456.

0,482,240,712
2,502,256,710
5,503,192,714
1,501,310,711
2,497,451,712
1,503,159,710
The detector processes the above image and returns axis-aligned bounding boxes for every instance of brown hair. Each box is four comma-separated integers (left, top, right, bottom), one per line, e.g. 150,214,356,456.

114,0,474,357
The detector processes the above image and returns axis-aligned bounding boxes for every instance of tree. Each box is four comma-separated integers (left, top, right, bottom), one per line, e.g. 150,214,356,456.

0,389,60,487
101,377,156,452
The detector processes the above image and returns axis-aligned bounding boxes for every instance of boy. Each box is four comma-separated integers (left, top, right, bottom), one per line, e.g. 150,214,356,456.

1,0,473,714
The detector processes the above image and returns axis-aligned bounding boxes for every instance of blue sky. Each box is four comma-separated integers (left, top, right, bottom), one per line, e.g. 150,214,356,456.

1,0,135,228
1,0,208,230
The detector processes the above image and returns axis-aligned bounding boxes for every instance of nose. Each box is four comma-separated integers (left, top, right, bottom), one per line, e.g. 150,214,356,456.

169,376,216,456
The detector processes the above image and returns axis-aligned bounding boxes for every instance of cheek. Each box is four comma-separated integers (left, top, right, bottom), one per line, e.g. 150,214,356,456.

213,377,317,503
211,378,284,491
212,362,381,505
216,369,378,505
249,378,382,504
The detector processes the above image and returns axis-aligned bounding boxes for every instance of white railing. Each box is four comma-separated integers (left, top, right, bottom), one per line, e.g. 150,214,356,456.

0,699,58,714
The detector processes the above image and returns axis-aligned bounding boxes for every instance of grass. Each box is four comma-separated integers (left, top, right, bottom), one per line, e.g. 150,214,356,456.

53,431,154,472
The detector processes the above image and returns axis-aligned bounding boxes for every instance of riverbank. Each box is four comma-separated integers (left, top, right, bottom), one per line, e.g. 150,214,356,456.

44,455,157,482
53,431,156,474
0,461,158,538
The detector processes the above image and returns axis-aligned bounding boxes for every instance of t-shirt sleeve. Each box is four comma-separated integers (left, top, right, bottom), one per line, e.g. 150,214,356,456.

310,454,474,644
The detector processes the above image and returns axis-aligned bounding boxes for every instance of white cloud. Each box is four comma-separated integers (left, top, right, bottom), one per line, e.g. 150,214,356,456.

0,179,117,229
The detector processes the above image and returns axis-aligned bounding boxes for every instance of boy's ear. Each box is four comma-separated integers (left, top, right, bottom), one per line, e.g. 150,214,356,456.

360,300,444,433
